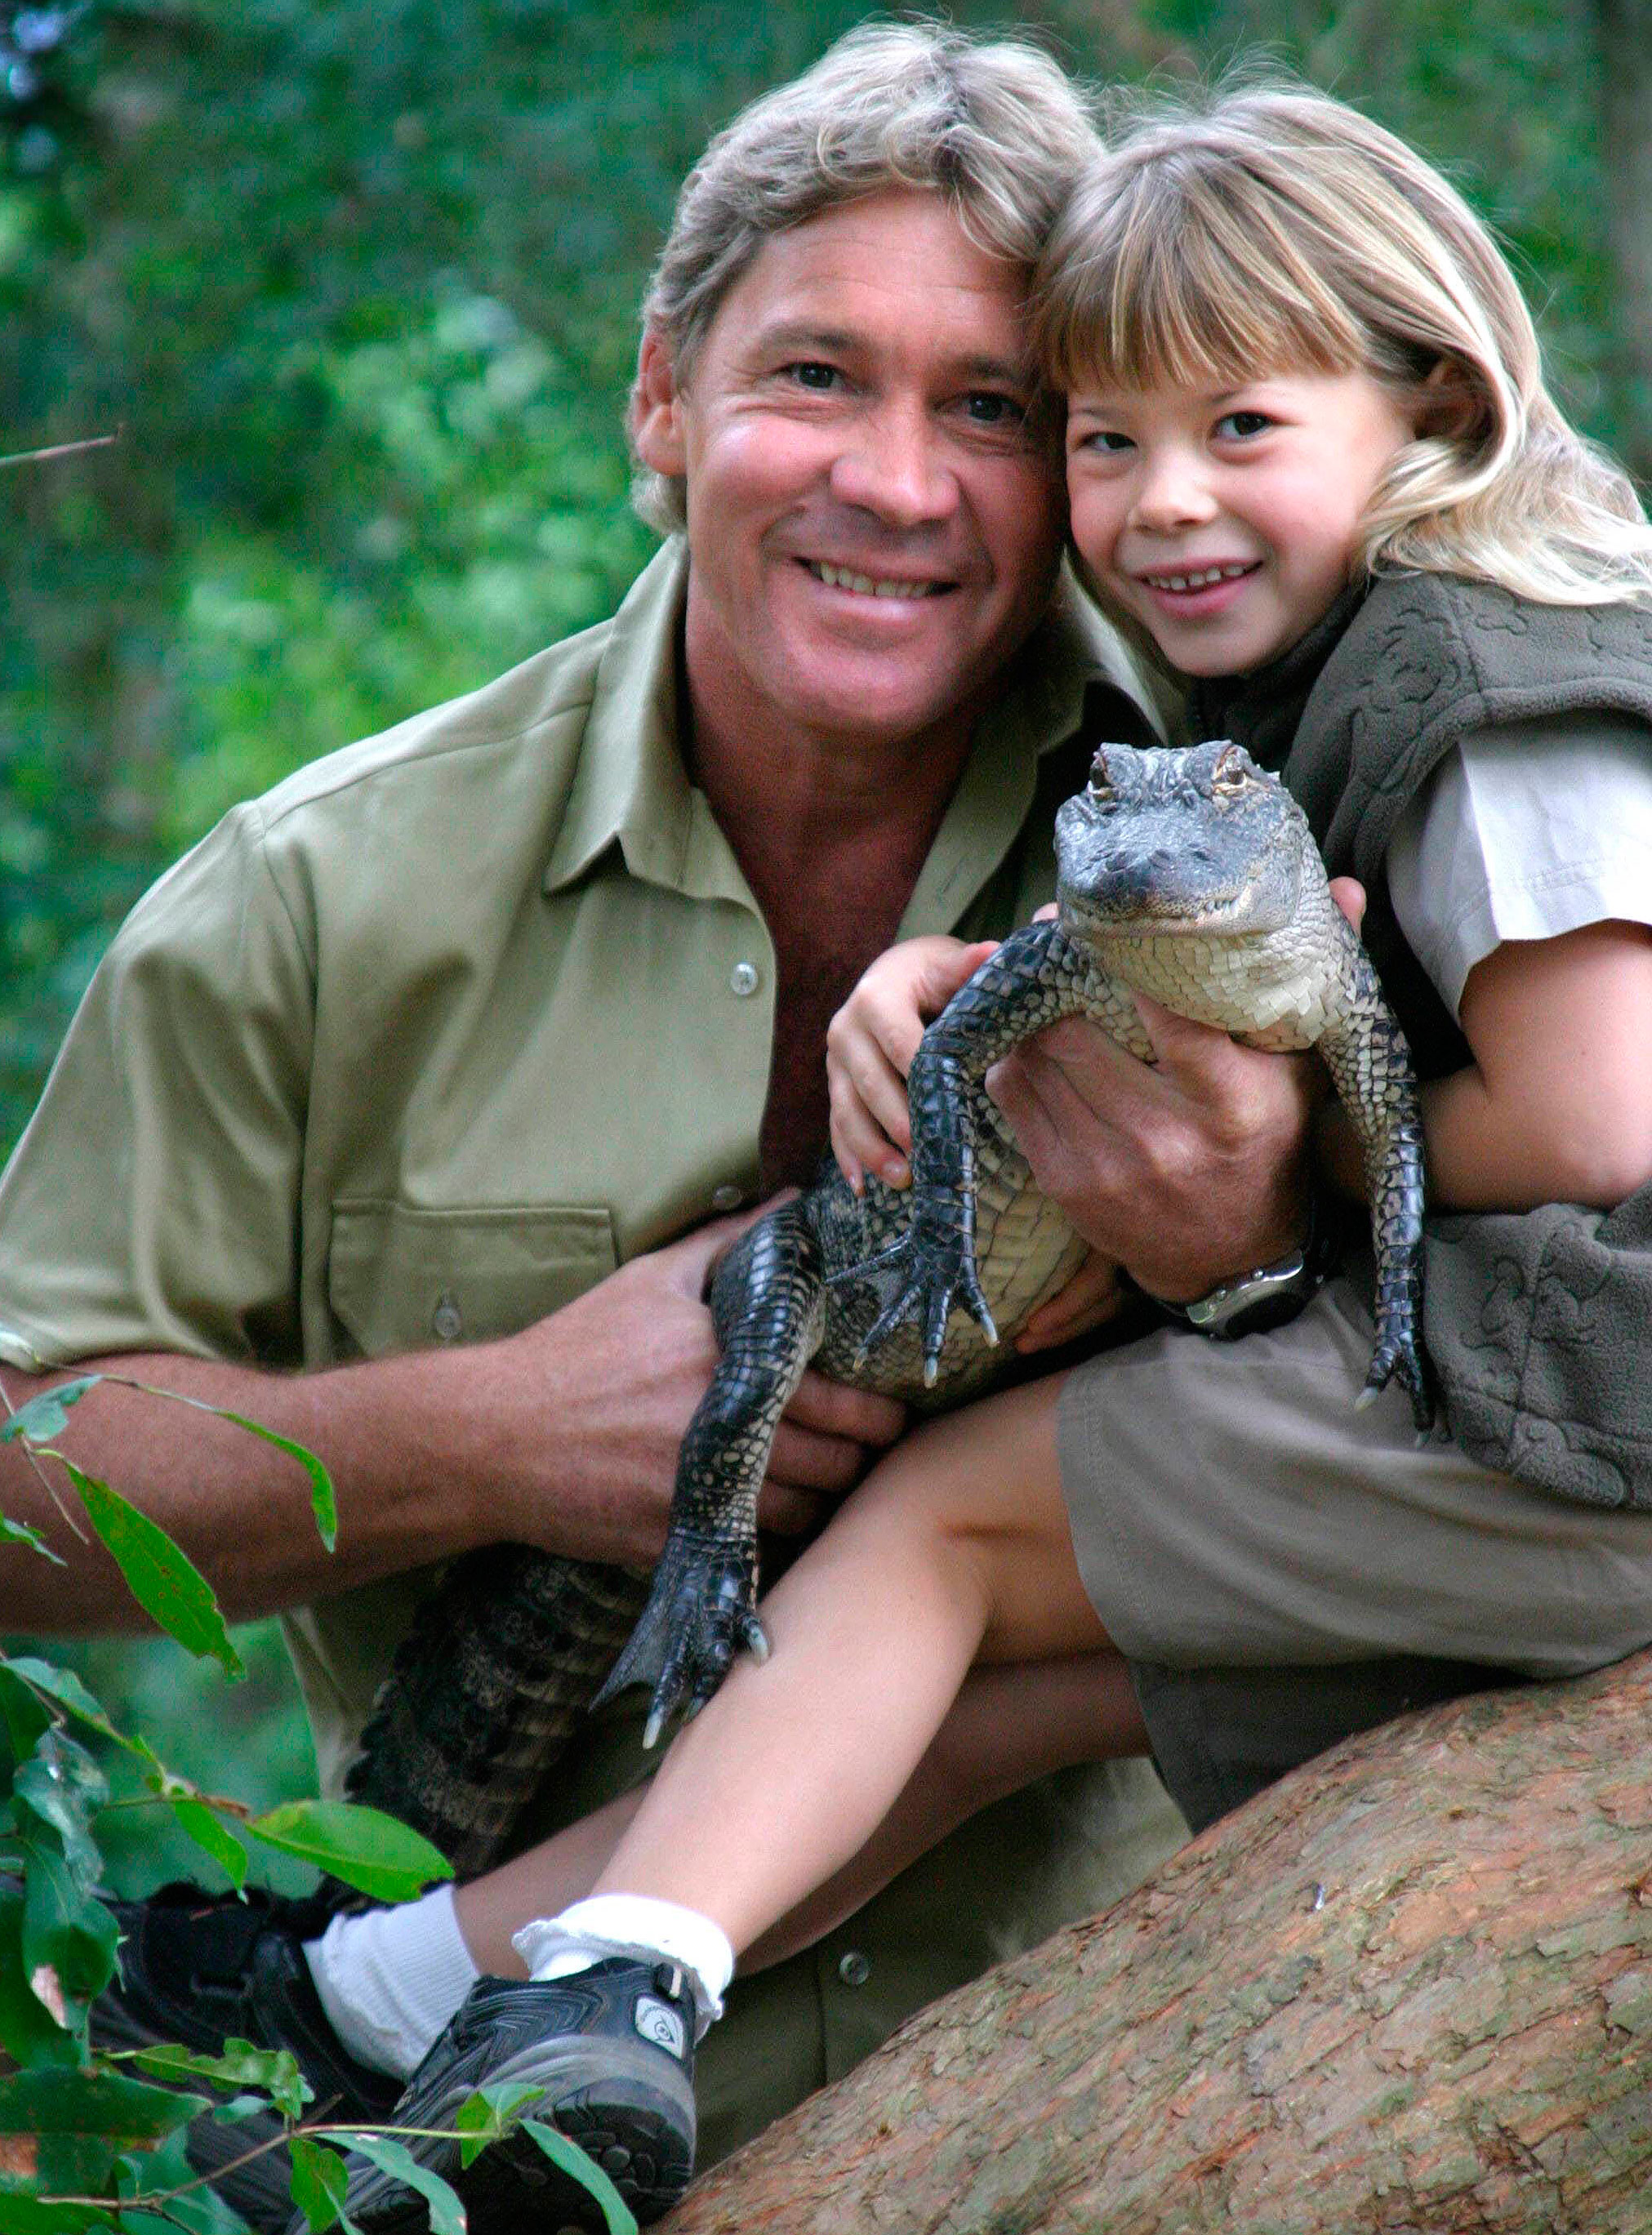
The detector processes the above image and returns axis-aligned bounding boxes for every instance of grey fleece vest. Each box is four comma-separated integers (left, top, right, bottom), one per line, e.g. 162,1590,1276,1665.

1226,572,1652,1512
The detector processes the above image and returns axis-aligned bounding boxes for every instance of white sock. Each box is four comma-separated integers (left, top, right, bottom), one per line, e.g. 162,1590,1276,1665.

304,1883,480,2079
514,1894,734,2040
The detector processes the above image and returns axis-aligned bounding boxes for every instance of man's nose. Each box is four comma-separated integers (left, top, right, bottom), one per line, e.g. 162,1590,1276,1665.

1129,446,1217,533
829,401,958,526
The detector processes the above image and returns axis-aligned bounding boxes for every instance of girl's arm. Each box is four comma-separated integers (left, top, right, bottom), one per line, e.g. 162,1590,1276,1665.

826,934,999,1191
1320,919,1652,1211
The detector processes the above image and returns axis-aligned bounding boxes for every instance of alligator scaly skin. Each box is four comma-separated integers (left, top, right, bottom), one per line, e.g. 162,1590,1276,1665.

341,741,1428,1880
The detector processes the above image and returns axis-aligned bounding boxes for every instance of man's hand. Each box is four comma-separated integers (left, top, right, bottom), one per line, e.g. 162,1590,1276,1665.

492,1204,905,1569
986,1002,1322,1305
987,879,1368,1303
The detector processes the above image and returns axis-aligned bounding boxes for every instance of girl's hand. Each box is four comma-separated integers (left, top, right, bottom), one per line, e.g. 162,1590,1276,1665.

1013,1249,1126,1353
827,936,999,1191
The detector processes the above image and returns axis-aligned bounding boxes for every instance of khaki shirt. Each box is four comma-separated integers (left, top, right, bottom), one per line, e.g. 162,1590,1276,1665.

0,538,1185,2156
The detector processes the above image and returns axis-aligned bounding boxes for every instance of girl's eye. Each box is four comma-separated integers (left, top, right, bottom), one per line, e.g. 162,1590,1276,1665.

1214,409,1272,440
1075,429,1133,454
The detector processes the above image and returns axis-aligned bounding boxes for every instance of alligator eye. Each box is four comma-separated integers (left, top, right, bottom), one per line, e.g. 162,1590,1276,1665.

1211,750,1250,795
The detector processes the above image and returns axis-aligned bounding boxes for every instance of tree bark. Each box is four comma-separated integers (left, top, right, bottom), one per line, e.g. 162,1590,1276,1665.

668,1649,1652,2233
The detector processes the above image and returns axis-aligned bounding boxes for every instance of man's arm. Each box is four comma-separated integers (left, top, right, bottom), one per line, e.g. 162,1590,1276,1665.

0,1210,904,1633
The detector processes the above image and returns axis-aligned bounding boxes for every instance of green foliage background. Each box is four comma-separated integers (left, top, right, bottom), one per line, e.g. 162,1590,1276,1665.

0,0,1628,1854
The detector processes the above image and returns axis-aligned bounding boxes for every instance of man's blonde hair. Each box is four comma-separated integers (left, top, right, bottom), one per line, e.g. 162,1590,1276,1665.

631,20,1100,533
1035,79,1652,607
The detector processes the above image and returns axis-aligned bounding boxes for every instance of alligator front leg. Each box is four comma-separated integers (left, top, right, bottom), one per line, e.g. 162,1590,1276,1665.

592,1202,828,1746
836,919,1101,1382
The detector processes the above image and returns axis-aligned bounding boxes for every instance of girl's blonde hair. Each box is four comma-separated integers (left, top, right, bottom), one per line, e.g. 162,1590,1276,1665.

1035,79,1652,608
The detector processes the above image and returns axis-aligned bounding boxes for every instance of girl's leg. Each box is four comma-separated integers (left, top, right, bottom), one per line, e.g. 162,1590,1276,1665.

586,1367,1120,1953
452,1646,1147,1977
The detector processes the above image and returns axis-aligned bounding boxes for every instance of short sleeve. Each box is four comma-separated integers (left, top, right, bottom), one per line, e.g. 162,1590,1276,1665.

0,804,316,1369
1386,710,1652,1020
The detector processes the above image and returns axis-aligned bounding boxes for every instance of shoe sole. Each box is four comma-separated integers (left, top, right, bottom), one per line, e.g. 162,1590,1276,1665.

343,2033,695,2235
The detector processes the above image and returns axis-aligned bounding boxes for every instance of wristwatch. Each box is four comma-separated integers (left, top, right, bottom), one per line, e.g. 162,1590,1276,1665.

1146,1201,1338,1342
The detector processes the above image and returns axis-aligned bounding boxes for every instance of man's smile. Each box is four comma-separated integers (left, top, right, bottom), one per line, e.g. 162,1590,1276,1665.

802,559,955,600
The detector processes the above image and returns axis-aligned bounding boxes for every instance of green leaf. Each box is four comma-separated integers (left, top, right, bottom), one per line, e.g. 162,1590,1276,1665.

0,2062,210,2135
0,1665,52,1766
0,1885,79,2068
57,1463,244,1678
163,1796,249,1892
116,2123,246,2232
0,1517,61,1563
287,2134,350,2233
0,1377,102,1445
2,1659,125,1750
128,2040,309,2125
0,2198,113,2233
19,1835,120,2023
335,2135,464,2235
522,2120,639,2235
15,1730,109,1889
214,1415,336,1553
456,2081,544,2167
246,1802,452,1903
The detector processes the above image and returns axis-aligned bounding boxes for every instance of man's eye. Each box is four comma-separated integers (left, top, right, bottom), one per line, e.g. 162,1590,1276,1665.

787,363,839,390
1215,410,1272,439
964,391,1026,425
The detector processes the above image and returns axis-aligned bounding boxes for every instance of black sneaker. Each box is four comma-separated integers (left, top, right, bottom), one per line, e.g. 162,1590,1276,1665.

90,1881,399,2230
331,1957,697,2235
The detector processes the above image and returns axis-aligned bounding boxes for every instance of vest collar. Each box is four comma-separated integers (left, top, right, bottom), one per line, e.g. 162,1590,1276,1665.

1186,580,1370,770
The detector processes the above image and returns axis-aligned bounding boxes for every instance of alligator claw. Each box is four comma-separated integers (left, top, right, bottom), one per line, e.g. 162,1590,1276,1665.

1359,1306,1434,1435
594,1526,765,1750
840,1234,996,1378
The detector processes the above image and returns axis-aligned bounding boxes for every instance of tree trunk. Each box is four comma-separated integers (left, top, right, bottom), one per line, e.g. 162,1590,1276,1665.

668,1649,1652,2233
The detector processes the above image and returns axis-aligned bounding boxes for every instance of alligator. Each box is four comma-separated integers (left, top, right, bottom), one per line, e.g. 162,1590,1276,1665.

340,738,1428,1882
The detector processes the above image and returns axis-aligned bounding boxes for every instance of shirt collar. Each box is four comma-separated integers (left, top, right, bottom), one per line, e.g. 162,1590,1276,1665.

544,544,1160,914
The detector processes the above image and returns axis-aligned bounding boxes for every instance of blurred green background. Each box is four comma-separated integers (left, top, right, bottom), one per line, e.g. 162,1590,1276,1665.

1,0,1643,1885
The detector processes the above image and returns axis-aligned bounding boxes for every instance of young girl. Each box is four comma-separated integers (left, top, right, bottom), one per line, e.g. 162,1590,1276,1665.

343,82,1652,2232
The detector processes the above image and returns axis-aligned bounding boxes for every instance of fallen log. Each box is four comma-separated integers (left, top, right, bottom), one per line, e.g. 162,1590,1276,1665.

667,1646,1652,2233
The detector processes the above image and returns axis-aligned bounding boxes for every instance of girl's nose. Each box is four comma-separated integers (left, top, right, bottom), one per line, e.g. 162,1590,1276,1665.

1129,447,1218,532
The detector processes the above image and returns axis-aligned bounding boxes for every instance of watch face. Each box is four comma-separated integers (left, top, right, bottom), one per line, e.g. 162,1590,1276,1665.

1187,1253,1317,1337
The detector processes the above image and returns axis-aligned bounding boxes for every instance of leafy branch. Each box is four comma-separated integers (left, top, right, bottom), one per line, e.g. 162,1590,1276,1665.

0,1378,634,2231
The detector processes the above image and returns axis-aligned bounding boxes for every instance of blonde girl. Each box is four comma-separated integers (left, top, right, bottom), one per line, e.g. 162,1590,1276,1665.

344,82,1652,2228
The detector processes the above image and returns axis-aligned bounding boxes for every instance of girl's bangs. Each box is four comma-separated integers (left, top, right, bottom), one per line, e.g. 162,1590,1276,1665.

1044,171,1360,398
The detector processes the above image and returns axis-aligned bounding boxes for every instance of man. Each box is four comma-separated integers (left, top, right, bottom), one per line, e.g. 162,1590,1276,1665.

0,22,1316,2228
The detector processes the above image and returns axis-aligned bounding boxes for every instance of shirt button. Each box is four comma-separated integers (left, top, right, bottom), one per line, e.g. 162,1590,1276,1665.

837,1949,871,1988
431,1293,463,1342
728,961,760,998
710,1184,745,1212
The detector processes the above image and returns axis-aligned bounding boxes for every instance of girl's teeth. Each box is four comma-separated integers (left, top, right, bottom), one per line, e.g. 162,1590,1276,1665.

814,563,934,599
1147,563,1253,591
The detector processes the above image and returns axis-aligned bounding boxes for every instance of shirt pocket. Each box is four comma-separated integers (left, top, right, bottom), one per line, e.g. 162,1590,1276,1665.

327,1200,618,1358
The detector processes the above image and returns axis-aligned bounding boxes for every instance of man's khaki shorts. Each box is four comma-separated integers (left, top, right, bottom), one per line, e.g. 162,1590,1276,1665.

1057,1275,1652,1829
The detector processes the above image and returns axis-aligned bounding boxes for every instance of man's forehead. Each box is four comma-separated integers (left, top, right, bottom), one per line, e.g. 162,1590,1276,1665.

704,189,1036,371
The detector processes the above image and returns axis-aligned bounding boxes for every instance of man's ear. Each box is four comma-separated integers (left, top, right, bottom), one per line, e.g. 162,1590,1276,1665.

630,327,688,475
1414,354,1481,442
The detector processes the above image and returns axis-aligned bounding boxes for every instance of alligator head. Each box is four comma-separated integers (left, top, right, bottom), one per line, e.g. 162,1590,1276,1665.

1054,739,1310,944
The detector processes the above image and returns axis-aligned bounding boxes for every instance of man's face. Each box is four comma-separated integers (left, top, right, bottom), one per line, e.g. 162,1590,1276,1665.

634,189,1066,758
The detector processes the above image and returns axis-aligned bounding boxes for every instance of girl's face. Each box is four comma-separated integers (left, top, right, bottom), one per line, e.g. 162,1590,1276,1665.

1065,369,1418,677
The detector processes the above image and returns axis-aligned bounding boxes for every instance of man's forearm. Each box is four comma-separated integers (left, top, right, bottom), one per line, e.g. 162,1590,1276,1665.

0,1343,514,1631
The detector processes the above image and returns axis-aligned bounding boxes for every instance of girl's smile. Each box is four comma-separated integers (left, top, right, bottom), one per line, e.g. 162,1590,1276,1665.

1065,370,1419,676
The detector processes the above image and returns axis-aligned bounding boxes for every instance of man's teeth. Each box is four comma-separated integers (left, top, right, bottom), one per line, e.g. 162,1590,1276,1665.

1144,563,1254,592
812,563,939,599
